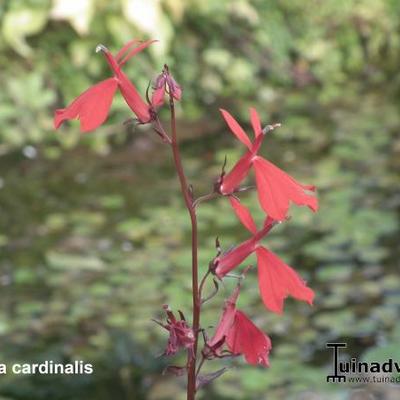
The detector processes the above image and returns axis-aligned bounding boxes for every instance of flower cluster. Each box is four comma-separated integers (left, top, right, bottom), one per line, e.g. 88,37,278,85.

54,39,318,395
203,108,318,367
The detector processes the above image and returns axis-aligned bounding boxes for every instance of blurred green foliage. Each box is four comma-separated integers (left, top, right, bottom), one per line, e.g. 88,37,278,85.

0,0,399,399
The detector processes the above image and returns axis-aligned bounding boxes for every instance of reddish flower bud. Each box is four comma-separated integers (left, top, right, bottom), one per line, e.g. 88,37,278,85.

159,305,195,357
151,65,182,108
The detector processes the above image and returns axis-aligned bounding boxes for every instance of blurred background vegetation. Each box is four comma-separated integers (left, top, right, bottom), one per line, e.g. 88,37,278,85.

0,0,399,399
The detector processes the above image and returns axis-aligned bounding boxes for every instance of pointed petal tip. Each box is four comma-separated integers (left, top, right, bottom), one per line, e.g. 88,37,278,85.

79,124,96,133
118,39,158,66
54,109,64,129
306,184,317,192
307,289,315,305
229,196,258,234
308,196,319,212
220,109,253,149
270,305,284,315
249,107,262,138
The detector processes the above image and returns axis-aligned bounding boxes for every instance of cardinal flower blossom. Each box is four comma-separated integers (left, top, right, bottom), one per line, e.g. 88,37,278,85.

213,197,276,277
214,197,314,314
54,39,156,132
207,283,271,367
217,108,318,220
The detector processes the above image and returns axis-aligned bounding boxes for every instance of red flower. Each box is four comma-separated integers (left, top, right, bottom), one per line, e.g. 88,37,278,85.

158,305,195,357
207,284,271,367
215,197,314,314
218,108,318,220
214,197,275,278
152,65,182,108
207,285,240,350
54,39,156,132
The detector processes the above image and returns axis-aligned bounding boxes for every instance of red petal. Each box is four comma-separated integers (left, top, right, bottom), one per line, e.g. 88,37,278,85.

215,237,257,278
54,78,118,132
97,46,152,123
220,109,252,150
226,310,271,367
119,39,157,66
229,196,257,234
256,247,314,314
253,156,318,220
115,39,140,62
208,285,240,348
220,152,253,194
118,70,151,123
250,107,262,138
252,216,276,243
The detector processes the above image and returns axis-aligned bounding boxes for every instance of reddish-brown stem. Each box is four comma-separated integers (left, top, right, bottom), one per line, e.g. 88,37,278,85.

168,96,200,400
153,114,172,144
193,186,255,209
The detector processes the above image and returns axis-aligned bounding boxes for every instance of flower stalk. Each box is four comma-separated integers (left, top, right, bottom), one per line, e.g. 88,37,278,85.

168,94,200,400
54,39,319,400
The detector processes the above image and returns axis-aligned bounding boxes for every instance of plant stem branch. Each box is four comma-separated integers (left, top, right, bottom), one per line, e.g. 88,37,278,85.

168,96,200,400
193,192,219,208
153,114,172,144
195,354,206,377
193,185,255,209
198,270,210,299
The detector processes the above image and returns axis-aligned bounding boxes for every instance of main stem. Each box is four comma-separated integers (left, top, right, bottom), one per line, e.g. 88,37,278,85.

169,97,200,400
